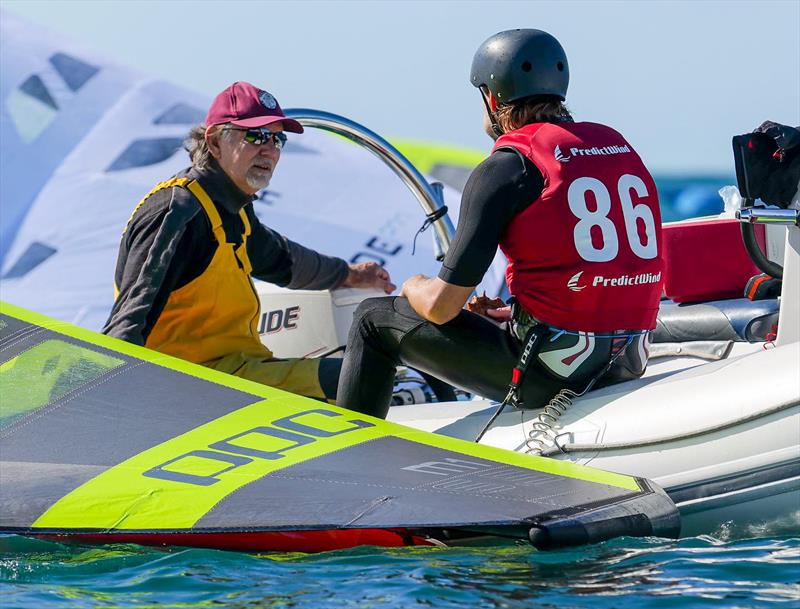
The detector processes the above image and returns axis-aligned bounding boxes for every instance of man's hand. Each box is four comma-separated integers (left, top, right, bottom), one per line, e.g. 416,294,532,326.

399,273,427,298
485,306,512,322
466,292,511,322
341,261,396,294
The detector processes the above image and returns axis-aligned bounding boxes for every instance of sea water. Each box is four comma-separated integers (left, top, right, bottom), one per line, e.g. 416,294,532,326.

1,533,798,609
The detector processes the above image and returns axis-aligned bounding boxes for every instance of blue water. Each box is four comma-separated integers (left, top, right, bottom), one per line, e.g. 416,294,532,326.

2,534,798,609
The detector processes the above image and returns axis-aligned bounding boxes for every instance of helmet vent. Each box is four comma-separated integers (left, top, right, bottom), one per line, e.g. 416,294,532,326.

557,61,565,71
521,61,532,72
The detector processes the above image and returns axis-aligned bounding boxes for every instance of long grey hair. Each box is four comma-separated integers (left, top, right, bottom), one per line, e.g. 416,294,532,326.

184,124,234,169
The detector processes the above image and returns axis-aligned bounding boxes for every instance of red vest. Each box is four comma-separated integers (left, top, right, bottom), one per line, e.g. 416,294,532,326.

494,122,664,332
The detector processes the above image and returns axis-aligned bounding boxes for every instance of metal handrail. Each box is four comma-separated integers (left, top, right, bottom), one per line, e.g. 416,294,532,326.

737,205,799,278
737,207,800,226
285,108,455,259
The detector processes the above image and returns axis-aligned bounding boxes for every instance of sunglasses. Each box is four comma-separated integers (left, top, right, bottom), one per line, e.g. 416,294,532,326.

226,127,288,149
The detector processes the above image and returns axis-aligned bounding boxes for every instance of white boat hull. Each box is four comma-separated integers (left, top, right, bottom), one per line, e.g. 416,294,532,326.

390,341,800,537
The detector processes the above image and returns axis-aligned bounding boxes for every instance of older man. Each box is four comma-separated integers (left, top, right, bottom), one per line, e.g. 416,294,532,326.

104,81,394,401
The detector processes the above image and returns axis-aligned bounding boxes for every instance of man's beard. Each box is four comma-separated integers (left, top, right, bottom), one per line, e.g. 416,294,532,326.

245,167,271,191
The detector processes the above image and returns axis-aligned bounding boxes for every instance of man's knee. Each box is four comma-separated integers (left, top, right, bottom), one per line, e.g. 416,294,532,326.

355,296,395,314
352,296,396,328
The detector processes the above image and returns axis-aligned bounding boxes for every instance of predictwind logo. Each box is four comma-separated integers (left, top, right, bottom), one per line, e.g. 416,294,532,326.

554,145,571,163
570,144,631,157
567,271,586,292
567,270,662,292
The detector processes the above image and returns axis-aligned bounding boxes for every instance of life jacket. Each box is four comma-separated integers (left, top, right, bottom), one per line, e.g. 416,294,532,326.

493,121,664,332
125,177,272,365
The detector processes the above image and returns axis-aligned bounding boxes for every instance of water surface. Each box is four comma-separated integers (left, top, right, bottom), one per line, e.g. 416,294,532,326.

2,533,798,609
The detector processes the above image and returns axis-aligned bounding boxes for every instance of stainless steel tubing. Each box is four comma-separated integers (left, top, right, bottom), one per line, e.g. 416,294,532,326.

737,208,800,226
285,108,455,259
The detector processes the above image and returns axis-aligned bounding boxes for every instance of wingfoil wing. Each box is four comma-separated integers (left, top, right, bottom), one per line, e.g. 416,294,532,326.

0,302,679,551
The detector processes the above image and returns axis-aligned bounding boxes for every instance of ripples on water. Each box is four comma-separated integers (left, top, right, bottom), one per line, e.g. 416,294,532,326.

1,533,798,609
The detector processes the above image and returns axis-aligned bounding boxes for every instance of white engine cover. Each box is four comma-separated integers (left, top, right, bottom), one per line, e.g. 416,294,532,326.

253,281,383,358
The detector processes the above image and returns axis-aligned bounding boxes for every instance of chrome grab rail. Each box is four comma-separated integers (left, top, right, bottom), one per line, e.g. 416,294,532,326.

285,108,455,259
737,208,800,226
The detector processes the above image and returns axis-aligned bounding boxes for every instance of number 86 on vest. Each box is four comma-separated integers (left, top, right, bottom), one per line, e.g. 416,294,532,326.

568,174,659,263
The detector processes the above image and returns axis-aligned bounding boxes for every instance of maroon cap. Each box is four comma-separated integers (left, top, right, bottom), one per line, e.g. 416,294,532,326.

204,81,304,133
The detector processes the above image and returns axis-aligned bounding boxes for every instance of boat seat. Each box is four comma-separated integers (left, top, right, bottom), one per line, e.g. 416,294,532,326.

651,298,779,343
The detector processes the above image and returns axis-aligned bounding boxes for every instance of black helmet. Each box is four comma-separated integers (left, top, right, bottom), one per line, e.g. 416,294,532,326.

470,29,569,103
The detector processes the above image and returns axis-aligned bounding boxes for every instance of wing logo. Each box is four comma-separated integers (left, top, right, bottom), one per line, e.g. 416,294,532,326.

568,271,586,292
142,408,376,487
554,145,571,163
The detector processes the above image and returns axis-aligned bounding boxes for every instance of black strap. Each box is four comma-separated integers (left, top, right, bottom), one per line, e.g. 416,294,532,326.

475,323,549,442
479,90,504,138
411,206,448,255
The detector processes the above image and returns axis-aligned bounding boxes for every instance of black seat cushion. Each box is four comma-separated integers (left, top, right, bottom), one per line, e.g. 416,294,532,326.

652,298,780,343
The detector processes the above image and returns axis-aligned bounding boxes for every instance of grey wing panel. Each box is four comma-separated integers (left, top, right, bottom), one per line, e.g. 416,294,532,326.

198,436,632,530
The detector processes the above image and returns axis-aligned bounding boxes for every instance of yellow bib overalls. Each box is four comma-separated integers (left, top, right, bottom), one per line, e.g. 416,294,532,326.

121,178,329,400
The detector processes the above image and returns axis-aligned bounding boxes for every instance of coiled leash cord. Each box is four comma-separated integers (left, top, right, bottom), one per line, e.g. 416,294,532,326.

474,328,636,444
525,335,635,454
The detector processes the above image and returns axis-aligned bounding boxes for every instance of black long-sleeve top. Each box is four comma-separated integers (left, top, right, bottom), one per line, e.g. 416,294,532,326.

438,148,544,287
103,159,349,345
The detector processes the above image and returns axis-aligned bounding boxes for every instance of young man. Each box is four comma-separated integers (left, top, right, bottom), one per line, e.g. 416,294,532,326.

337,30,663,418
104,81,394,401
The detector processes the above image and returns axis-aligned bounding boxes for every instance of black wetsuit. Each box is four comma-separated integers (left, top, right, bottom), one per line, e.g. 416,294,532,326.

336,149,647,418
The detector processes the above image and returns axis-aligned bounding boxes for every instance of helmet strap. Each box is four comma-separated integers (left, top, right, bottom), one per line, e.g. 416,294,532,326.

479,90,504,139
